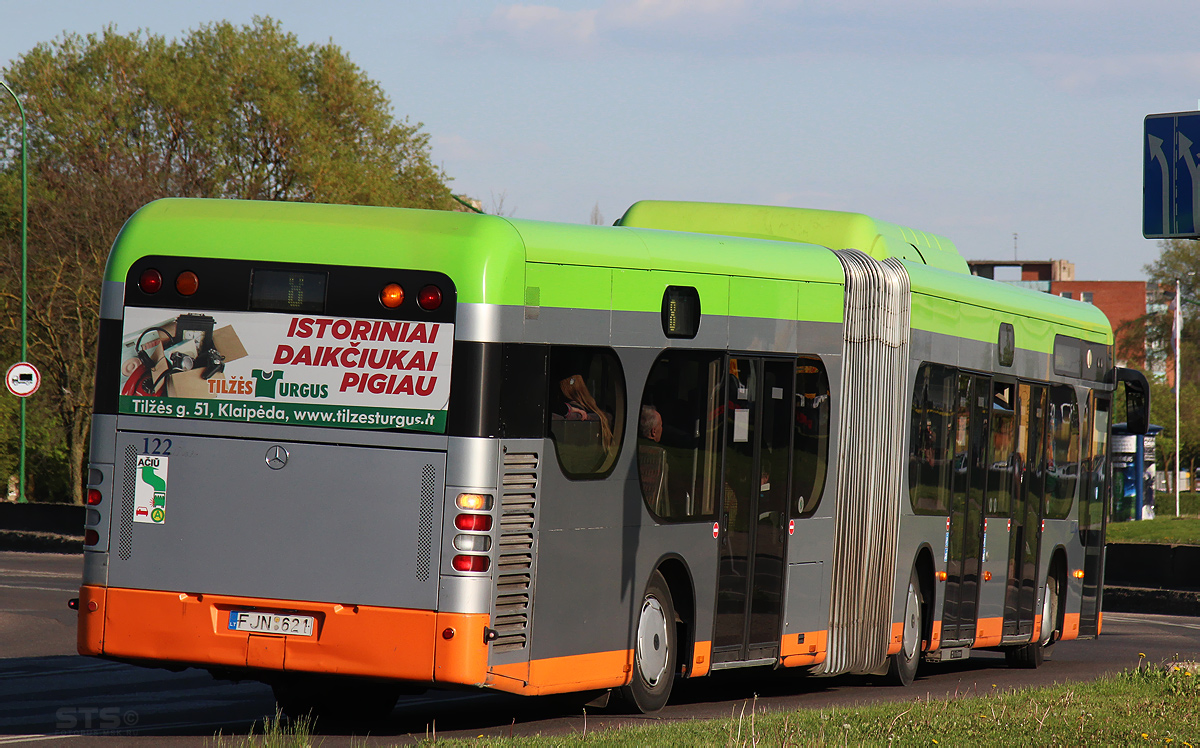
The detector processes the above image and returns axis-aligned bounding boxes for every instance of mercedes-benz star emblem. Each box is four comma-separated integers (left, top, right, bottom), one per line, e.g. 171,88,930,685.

265,446,289,470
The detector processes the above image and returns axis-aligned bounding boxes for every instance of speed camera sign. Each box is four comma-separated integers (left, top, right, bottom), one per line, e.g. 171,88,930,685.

5,362,40,397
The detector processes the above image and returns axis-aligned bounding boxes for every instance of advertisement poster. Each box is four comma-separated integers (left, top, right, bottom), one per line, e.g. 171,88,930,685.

118,308,453,432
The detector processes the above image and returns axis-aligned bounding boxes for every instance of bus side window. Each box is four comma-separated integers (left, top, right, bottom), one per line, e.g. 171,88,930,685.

636,351,722,521
546,346,626,479
1045,385,1080,519
909,363,954,514
986,381,1015,517
793,356,830,517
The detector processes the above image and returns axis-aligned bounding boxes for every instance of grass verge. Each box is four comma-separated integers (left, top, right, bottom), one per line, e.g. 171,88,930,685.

1106,515,1200,545
216,663,1200,746
440,663,1200,746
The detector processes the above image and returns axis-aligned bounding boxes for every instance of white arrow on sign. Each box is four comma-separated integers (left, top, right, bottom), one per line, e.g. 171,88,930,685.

5,362,41,398
1179,132,1200,235
1149,133,1171,234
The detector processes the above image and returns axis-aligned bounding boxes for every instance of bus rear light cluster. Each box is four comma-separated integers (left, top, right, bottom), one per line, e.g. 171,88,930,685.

452,493,493,572
379,283,443,311
137,268,199,296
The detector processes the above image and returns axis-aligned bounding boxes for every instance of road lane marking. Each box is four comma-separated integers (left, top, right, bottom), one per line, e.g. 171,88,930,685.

1104,613,1200,631
0,584,78,593
0,570,81,579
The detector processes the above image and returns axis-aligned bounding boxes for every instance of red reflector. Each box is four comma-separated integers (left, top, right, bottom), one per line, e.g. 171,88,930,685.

84,529,99,546
380,283,404,309
442,627,456,639
417,285,442,311
87,488,102,506
455,514,492,532
175,270,199,296
138,268,162,294
452,554,489,572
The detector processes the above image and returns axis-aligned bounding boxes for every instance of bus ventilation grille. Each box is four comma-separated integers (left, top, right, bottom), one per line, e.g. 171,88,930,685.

493,451,539,653
118,445,137,561
416,464,437,581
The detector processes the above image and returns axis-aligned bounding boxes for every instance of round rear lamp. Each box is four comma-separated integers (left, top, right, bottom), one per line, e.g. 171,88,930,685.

417,285,442,311
380,283,404,309
84,529,99,546
175,270,199,296
87,488,102,506
138,269,162,294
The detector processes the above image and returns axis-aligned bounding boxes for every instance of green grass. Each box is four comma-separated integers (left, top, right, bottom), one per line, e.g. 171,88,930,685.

219,665,1200,746
1107,516,1200,545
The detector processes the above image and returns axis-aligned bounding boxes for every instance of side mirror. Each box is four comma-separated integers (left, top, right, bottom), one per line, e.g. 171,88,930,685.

1115,368,1150,435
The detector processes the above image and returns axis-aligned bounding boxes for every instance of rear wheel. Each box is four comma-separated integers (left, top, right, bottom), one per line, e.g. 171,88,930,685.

887,567,923,686
618,570,677,713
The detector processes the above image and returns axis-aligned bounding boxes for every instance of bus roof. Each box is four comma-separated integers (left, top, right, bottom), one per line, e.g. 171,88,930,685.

615,200,969,275
107,199,1109,341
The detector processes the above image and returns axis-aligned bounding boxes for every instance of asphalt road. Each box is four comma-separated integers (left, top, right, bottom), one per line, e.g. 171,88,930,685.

3,550,1199,746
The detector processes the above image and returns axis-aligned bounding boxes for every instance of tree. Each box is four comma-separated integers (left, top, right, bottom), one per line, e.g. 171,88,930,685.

1142,238,1200,473
0,18,458,503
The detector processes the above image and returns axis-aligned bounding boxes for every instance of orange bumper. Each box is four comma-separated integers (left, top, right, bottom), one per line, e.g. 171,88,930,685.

77,585,488,686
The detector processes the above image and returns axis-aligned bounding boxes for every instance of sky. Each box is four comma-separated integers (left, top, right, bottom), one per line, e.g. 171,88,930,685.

2,1,1199,281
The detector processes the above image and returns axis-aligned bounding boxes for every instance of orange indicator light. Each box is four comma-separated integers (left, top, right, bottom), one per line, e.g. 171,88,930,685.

380,283,404,308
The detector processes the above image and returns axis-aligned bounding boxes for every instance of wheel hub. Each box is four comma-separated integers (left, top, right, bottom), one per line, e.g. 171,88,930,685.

637,596,669,686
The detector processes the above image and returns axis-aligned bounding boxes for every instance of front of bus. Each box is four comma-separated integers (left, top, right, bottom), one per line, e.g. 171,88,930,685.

76,198,524,714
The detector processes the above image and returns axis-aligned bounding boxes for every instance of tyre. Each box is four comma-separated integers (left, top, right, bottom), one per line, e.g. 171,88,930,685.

886,567,923,687
272,675,401,728
618,570,677,713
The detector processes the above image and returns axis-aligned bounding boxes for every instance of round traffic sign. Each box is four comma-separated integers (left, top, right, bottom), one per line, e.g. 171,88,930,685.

5,362,40,397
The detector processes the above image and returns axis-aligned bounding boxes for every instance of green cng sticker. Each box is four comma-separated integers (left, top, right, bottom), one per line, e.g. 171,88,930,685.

134,455,168,524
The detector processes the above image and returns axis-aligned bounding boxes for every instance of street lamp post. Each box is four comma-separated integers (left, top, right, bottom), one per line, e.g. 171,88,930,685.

0,81,28,504
1176,277,1181,518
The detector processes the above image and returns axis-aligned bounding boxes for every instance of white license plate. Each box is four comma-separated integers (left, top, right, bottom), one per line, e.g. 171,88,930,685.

228,610,314,636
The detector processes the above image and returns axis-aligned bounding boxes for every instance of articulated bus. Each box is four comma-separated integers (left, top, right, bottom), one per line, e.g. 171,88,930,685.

77,198,1148,717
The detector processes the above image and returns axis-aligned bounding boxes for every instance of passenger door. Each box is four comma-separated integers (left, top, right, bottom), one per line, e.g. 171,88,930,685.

941,373,990,645
713,357,793,664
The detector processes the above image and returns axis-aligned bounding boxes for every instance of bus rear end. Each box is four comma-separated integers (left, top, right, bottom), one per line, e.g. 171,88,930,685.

78,200,500,711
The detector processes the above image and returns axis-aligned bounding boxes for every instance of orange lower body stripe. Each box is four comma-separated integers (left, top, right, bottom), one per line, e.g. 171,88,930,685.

80,586,488,685
488,650,632,695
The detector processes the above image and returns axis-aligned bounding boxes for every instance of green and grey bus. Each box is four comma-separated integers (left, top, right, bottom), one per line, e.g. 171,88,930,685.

77,198,1148,716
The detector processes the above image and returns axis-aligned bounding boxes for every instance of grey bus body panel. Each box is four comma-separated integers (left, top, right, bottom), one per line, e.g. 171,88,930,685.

106,431,445,609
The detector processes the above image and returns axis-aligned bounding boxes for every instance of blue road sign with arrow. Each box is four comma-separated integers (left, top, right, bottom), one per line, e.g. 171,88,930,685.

1145,111,1200,239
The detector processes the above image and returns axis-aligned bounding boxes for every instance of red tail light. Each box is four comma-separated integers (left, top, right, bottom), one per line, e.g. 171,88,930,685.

84,529,99,546
138,269,162,294
452,554,490,572
417,285,442,310
87,488,102,506
455,514,492,532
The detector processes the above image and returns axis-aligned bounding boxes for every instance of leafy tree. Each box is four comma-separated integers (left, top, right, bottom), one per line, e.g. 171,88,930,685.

0,18,457,502
1143,238,1200,473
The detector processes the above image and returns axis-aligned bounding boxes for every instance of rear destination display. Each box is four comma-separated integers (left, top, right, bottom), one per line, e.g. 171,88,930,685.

118,307,453,432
